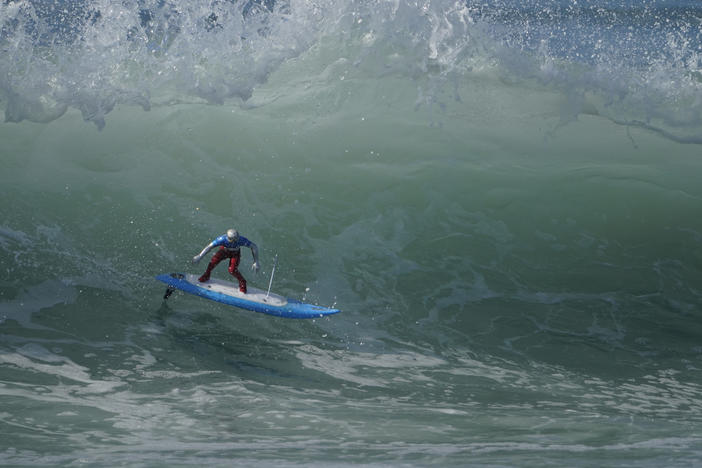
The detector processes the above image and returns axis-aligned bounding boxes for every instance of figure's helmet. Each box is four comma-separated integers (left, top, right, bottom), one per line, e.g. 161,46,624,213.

226,229,239,242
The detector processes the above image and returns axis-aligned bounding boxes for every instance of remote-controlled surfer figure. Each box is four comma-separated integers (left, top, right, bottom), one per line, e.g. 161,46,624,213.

192,229,260,293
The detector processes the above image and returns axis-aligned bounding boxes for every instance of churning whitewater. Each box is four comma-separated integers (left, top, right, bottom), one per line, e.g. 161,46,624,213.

1,0,702,466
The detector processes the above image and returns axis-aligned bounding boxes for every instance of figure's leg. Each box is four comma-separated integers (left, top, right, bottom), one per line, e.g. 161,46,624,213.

199,249,224,282
228,252,247,293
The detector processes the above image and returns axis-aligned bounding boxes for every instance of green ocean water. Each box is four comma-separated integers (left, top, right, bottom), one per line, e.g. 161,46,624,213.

2,0,702,465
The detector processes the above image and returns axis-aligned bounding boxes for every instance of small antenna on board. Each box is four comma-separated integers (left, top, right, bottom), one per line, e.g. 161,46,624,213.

265,254,278,300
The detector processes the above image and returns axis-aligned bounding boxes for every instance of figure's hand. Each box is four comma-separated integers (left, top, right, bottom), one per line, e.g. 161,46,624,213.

252,261,260,273
192,255,202,264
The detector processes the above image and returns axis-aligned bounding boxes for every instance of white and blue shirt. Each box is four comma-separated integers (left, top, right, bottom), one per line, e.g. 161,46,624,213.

211,235,253,251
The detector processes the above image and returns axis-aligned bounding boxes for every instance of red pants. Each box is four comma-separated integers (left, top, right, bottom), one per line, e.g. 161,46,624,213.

199,247,247,293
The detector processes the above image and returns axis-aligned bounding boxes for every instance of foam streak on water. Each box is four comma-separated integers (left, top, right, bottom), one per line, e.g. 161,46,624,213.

1,0,702,466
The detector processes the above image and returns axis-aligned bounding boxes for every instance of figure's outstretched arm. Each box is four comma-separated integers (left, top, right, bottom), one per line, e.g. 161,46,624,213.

250,243,260,273
193,243,214,264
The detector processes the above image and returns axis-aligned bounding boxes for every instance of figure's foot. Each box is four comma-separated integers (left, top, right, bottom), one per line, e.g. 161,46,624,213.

198,275,210,283
239,287,247,294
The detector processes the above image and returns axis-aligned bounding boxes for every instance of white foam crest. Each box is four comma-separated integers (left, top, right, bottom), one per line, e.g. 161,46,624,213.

296,344,446,387
0,344,123,393
0,0,336,127
1,0,700,139
348,0,702,139
0,341,242,440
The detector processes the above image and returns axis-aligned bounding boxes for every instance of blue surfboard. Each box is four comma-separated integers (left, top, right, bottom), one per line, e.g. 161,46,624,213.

156,273,340,319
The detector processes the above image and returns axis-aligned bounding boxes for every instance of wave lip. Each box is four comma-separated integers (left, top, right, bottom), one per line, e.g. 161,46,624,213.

1,0,700,139
0,0,326,126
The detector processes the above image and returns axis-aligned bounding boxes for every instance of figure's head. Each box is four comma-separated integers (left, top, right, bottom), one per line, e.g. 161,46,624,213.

226,229,239,242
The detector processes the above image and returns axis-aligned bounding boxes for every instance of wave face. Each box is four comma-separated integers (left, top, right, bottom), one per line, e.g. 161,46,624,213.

2,0,702,466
